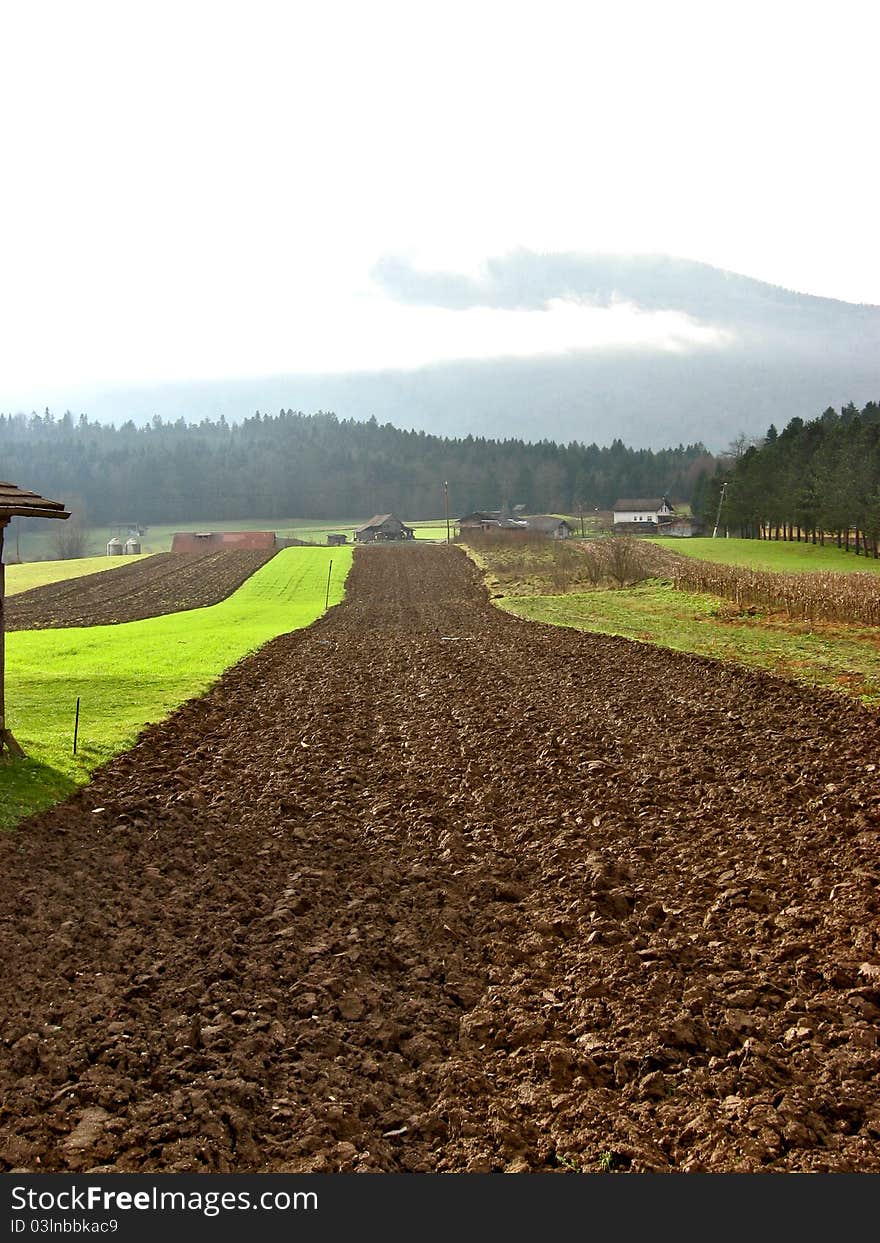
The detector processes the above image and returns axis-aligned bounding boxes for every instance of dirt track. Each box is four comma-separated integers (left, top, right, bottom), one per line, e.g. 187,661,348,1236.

5,549,276,630
0,545,878,1173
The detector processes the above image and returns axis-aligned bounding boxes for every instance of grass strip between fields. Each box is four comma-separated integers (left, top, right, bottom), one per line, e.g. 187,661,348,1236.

500,584,880,710
1,546,353,828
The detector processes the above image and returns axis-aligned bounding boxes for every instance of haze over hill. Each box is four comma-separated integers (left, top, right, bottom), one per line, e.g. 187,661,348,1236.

14,252,880,451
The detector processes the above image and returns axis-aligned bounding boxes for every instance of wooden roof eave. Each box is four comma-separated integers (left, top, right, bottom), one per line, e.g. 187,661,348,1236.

0,507,70,521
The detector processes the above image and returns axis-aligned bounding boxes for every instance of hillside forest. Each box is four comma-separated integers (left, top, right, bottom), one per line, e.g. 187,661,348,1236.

1,409,712,528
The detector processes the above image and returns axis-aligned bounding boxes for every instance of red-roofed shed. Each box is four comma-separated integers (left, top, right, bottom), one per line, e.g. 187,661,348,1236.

170,531,277,554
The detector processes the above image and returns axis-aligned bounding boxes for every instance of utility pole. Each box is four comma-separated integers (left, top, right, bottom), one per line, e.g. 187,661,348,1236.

712,481,728,539
444,480,450,545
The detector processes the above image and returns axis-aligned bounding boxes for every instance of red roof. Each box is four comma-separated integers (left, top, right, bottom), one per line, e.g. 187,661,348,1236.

170,531,276,554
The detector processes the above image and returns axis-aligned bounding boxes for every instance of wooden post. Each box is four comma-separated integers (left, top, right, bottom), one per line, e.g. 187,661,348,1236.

0,520,24,760
325,559,333,610
445,481,450,545
0,486,69,760
0,520,5,749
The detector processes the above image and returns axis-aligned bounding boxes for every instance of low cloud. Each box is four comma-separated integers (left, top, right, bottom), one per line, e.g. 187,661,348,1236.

371,248,854,328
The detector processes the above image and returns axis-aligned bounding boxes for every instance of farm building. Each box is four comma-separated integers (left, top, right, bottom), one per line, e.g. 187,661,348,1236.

459,512,570,537
663,516,701,538
612,497,675,531
524,516,573,539
327,533,348,546
171,531,277,554
354,514,415,543
459,512,527,532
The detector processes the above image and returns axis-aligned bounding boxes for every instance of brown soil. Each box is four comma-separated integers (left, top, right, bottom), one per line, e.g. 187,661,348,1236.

1,545,878,1173
5,550,277,630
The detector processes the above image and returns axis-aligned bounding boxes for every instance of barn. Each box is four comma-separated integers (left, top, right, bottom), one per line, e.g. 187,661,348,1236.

524,515,573,539
170,531,277,554
354,514,415,543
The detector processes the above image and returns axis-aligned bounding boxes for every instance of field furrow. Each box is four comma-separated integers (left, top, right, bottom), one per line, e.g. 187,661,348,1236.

0,544,878,1173
6,549,277,629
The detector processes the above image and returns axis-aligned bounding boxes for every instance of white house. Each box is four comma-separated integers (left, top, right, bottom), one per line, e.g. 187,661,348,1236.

612,497,675,529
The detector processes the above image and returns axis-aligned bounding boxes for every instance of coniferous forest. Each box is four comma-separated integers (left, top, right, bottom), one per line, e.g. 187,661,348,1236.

692,400,880,555
0,409,713,526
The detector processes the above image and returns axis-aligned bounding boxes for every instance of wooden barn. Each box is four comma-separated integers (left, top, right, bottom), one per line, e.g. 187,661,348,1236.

170,531,277,554
524,515,573,539
354,514,415,543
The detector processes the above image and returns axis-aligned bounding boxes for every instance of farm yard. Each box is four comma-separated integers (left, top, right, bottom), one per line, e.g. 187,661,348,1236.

0,544,878,1173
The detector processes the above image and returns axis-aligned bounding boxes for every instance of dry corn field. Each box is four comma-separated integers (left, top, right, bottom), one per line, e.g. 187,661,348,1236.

463,531,880,625
631,542,880,626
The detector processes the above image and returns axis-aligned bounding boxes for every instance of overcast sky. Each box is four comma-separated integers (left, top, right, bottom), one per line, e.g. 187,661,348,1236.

2,0,878,401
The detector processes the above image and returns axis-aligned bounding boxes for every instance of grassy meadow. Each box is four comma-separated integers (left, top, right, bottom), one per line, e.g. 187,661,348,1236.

1,545,352,828
5,554,151,595
652,535,880,576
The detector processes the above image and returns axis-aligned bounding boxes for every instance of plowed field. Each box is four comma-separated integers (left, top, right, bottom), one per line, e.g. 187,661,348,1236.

1,545,878,1173
5,549,276,630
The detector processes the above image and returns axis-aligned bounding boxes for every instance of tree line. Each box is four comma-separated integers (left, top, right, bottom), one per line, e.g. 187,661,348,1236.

0,409,713,527
692,400,880,555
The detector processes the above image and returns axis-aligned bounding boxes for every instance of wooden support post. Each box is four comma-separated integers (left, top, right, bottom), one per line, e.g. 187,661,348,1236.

325,559,333,610
0,521,5,749
0,521,24,761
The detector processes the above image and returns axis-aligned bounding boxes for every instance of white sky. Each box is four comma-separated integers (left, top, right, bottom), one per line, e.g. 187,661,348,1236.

2,0,878,397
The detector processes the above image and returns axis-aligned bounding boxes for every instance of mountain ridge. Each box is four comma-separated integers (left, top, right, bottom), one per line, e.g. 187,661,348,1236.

5,252,879,452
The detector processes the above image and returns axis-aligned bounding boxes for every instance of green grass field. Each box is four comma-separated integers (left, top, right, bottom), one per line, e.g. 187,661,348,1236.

652,536,880,576
501,585,880,709
1,545,352,828
12,517,456,560
5,554,151,595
